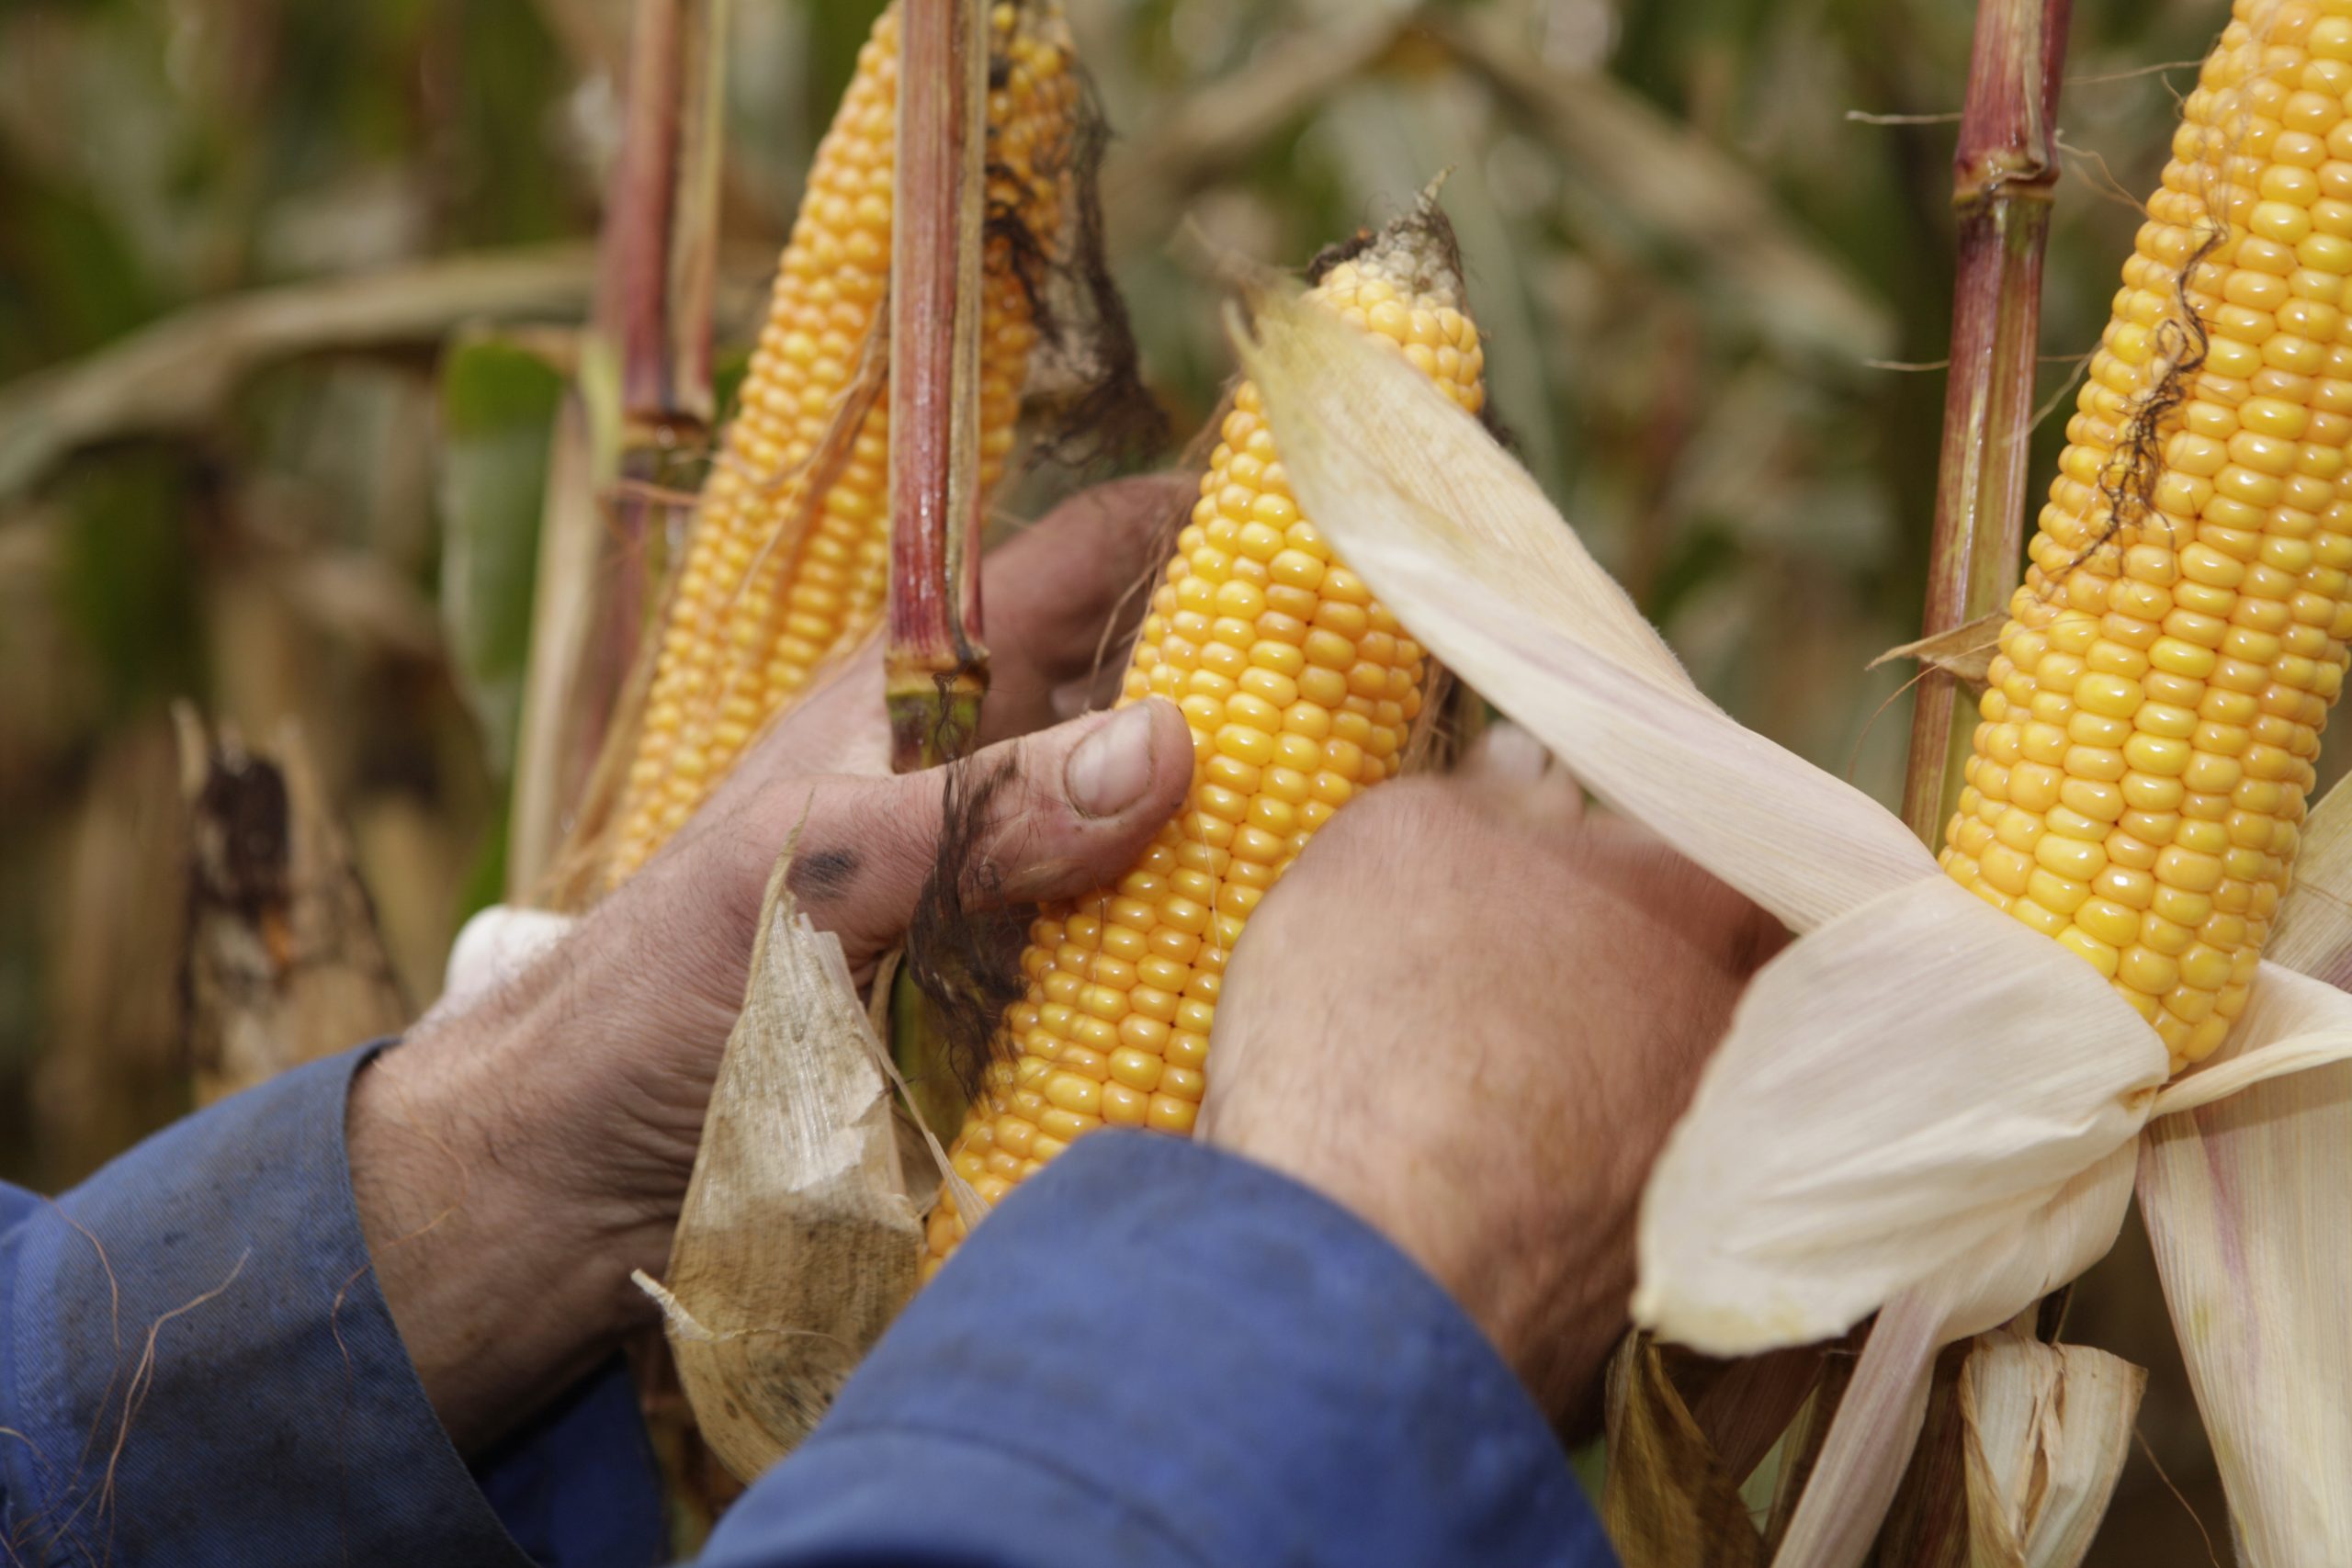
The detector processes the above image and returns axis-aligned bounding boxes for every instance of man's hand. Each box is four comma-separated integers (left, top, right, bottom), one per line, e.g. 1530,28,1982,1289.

349,479,1193,1452
1199,727,1782,1422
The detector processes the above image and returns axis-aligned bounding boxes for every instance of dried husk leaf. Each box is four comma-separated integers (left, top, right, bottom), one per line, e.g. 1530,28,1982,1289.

640,847,922,1482
1769,1145,2136,1568
2134,779,2352,1567
1600,1337,1765,1568
1236,285,1931,935
1955,1319,2143,1568
2147,957,2352,1116
178,709,409,1101
1866,610,2007,689
1634,874,2162,1356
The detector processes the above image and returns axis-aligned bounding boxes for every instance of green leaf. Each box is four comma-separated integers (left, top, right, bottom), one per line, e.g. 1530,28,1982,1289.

436,333,563,779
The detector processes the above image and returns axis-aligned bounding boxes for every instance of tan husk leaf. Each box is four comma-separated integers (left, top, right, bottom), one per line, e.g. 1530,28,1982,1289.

639,845,922,1482
1955,1319,2143,1568
1866,609,2007,689
1770,1145,2137,1568
2134,778,2352,1566
1634,873,2161,1356
1234,284,1932,935
1600,1337,1765,1568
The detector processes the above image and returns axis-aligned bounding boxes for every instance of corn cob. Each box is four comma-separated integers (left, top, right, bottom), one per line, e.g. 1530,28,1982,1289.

922,217,1486,1271
1941,0,2352,1069
606,1,1080,882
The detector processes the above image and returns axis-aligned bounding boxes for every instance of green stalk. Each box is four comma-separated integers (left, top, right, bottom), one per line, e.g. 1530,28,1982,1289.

507,0,728,900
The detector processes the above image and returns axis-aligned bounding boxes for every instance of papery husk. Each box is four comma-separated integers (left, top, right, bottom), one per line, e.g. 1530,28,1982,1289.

1600,1336,1766,1568
1634,874,2162,1355
639,845,922,1481
1866,610,2006,691
1770,1145,2136,1568
2135,780,2352,1566
1234,285,1931,936
1953,1319,2143,1568
177,707,409,1101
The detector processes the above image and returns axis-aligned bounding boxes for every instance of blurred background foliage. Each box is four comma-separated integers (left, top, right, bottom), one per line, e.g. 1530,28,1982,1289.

0,0,2277,1556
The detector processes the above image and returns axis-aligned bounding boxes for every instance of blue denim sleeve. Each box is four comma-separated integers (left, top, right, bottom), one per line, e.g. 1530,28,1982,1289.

705,1132,1614,1568
0,1044,665,1568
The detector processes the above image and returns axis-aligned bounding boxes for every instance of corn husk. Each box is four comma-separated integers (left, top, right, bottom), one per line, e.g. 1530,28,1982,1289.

177,708,409,1101
637,844,922,1481
1867,610,2006,690
1769,1144,2135,1567
1601,1337,1764,1568
2135,782,2352,1565
1235,279,2352,1559
1954,1319,2143,1568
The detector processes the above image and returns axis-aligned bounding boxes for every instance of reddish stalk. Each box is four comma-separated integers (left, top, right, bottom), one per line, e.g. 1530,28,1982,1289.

508,0,727,897
885,0,992,773
1899,0,2073,842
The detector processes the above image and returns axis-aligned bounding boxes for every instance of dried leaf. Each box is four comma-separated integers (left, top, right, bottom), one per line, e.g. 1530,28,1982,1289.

1867,611,2007,688
1238,285,1931,935
2135,775,2352,1567
2148,957,2352,1116
1957,1320,2143,1568
642,846,922,1481
1769,1145,2136,1568
1601,1337,1764,1568
177,707,408,1101
1634,875,2161,1357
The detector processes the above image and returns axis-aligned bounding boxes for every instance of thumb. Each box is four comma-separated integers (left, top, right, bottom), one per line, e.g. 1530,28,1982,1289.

741,697,1193,973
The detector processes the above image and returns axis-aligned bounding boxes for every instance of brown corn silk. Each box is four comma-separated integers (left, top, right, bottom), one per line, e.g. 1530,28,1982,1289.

1940,0,2352,1070
605,0,1080,882
922,218,1486,1270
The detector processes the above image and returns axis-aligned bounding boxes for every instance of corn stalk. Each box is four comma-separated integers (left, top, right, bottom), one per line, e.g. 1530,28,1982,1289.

508,0,728,897
885,0,992,773
1898,0,2070,842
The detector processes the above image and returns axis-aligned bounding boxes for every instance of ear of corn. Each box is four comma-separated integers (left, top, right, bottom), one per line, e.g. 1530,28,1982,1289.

606,1,1080,883
1941,0,2352,1070
922,219,1486,1271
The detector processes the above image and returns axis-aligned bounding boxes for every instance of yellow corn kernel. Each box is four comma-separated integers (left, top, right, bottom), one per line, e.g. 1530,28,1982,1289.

923,212,1485,1272
1939,0,2352,1068
605,1,1081,883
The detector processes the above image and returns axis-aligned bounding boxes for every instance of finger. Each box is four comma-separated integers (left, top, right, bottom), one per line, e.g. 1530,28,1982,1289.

741,697,1193,970
1462,722,1584,827
978,474,1193,742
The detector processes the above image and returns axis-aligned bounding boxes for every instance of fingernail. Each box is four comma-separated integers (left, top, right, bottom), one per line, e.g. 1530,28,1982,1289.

1065,703,1161,818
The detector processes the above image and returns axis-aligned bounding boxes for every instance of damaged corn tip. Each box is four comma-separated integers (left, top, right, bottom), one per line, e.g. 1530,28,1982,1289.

606,0,1080,884
922,220,1485,1273
1940,0,2352,1070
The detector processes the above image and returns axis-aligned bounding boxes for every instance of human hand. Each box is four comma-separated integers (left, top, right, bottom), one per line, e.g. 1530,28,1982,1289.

1199,727,1782,1422
350,478,1195,1451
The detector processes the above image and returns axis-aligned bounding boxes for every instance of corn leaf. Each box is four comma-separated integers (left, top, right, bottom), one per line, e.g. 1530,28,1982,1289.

2134,778,2352,1567
641,842,922,1480
1770,1145,2136,1568
1237,285,1930,935
1631,874,2160,1356
1956,1320,2143,1568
